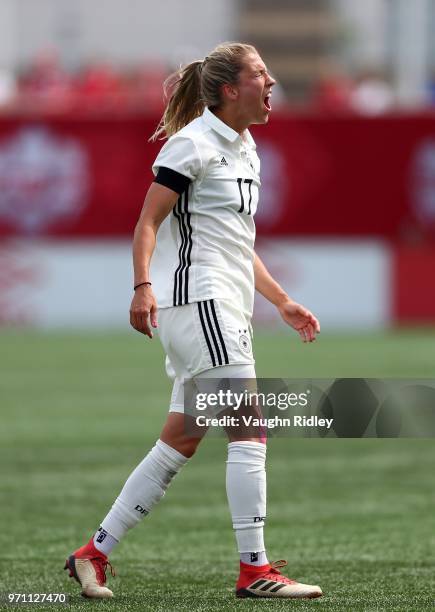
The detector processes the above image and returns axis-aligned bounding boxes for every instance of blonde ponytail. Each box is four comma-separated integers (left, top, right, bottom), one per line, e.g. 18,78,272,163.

150,42,258,141
150,60,204,141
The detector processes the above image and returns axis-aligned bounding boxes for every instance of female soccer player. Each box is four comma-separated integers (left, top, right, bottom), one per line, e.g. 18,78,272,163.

64,42,322,600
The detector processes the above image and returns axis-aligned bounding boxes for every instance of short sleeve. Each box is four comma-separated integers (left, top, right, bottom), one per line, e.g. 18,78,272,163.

152,136,202,182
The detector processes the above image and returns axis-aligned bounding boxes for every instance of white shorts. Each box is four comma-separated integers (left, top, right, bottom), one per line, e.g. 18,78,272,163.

157,299,256,413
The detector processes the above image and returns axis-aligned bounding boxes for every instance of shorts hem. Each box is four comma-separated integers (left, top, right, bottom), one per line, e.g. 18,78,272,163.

158,297,253,318
192,359,256,378
168,404,185,413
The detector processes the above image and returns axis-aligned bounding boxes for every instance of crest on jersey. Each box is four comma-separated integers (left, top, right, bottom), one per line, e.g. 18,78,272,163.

219,156,228,166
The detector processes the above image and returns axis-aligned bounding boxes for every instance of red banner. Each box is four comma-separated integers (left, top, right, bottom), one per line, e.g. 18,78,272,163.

1,113,435,239
0,117,159,237
393,245,435,323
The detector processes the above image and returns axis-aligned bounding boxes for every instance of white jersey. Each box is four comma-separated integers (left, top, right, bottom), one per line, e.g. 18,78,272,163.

151,107,260,317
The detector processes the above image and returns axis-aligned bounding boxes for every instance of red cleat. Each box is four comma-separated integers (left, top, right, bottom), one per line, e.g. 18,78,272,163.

64,538,115,599
236,559,323,599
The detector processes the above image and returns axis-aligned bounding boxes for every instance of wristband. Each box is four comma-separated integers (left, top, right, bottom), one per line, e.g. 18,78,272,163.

134,281,152,291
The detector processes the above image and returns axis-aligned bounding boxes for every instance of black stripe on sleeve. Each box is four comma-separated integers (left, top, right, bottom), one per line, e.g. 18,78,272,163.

154,167,191,195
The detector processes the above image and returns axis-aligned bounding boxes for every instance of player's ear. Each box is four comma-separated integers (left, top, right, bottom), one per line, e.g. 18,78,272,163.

222,83,238,101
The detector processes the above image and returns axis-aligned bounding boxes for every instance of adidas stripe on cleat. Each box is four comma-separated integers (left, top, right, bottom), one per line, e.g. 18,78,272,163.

64,539,115,599
236,560,323,599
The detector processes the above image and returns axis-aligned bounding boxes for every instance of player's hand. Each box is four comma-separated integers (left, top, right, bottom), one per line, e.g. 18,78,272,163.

278,300,320,343
129,286,158,338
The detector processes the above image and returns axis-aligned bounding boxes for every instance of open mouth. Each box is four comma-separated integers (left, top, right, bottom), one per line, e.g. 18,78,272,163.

263,94,272,111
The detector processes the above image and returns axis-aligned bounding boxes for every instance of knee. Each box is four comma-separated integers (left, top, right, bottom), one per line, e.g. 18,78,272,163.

161,434,201,458
174,437,200,458
160,412,204,458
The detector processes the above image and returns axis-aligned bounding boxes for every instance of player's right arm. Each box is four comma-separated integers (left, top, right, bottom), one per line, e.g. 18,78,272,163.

130,183,179,338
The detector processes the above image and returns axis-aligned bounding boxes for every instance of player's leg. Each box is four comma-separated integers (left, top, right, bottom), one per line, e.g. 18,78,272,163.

96,405,206,547
198,363,321,598
194,299,323,600
64,303,208,598
226,431,321,598
207,365,271,588
64,403,207,598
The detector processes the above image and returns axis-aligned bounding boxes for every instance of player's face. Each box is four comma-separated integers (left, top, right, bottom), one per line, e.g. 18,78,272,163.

235,53,276,125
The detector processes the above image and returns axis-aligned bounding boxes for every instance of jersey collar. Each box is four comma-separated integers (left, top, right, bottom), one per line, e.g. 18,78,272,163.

202,107,256,150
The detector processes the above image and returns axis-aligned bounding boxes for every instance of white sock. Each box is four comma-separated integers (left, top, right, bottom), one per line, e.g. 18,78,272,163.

226,441,268,559
100,439,189,541
93,527,119,556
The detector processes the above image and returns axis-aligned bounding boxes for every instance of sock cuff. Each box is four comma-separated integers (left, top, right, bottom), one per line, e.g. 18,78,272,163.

227,441,266,459
228,441,266,451
156,439,189,469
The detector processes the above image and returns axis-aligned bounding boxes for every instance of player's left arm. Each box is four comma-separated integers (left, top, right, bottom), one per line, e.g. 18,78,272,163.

253,251,320,343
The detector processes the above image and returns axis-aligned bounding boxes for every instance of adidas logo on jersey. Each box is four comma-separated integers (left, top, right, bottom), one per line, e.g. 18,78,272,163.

219,156,228,166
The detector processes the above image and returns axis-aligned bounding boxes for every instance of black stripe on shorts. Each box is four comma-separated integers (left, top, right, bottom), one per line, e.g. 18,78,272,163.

209,300,229,364
198,301,216,367
197,300,229,367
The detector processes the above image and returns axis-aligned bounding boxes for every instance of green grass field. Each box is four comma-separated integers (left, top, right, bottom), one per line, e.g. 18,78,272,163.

1,328,435,611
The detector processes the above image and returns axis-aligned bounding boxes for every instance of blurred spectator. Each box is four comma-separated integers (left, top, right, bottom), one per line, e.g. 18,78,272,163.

313,60,353,113
75,61,124,109
6,47,172,113
350,68,395,115
3,47,293,114
19,47,72,106
132,61,169,112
